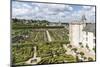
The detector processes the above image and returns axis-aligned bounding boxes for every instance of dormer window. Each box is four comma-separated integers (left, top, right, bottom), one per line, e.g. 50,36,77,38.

86,32,88,35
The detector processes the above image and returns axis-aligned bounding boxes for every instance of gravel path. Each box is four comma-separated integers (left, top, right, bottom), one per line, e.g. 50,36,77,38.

63,44,95,61
25,46,41,64
46,30,52,42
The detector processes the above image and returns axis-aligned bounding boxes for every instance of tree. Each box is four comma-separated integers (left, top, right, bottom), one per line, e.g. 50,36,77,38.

88,57,93,61
80,52,85,58
83,56,87,60
92,47,96,52
71,48,77,53
86,44,90,51
68,45,72,48
76,56,80,62
79,42,83,48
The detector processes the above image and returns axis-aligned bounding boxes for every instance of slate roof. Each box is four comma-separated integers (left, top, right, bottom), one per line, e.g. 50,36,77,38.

83,23,96,35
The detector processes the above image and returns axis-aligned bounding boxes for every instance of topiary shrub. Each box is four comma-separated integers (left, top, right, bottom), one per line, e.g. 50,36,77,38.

88,57,94,61
79,52,85,58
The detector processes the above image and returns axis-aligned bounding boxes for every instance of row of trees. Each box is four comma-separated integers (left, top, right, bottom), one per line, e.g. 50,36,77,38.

12,18,49,26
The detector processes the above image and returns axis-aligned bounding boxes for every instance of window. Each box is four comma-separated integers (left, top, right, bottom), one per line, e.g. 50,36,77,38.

86,32,88,35
93,39,96,44
86,37,88,41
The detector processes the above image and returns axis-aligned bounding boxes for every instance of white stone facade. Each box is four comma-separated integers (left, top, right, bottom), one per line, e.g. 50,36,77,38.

69,23,95,50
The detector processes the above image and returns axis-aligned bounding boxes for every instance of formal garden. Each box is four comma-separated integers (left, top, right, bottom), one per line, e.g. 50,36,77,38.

12,19,95,65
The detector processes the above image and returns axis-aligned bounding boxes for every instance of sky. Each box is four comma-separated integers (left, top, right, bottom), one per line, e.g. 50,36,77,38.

12,1,96,22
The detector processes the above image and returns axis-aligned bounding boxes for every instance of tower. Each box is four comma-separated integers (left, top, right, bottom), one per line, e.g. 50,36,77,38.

69,15,87,47
81,14,87,23
79,14,87,45
81,14,87,28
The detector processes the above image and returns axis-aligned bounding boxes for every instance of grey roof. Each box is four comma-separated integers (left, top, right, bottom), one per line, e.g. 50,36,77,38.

83,23,96,35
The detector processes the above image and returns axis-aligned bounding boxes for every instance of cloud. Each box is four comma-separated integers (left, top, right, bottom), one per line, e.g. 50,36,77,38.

12,1,95,22
12,1,40,18
83,6,92,9
71,6,95,22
